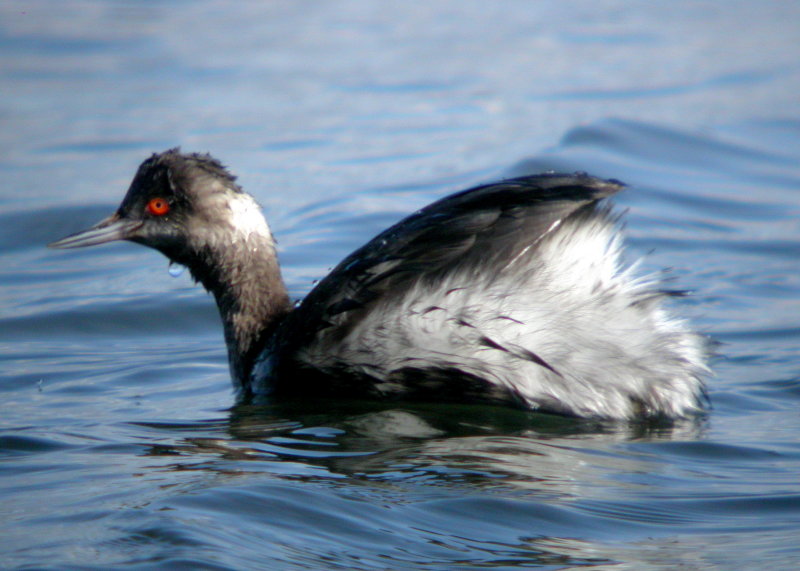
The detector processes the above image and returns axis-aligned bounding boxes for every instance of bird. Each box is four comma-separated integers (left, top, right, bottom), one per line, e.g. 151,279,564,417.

49,149,709,419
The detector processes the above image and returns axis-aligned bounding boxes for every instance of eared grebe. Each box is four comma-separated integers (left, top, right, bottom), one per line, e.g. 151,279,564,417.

50,149,709,419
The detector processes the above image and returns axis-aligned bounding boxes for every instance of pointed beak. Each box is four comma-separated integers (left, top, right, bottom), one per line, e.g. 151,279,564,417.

48,213,144,249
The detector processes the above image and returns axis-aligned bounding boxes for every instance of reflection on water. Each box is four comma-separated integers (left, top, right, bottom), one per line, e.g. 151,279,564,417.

143,401,706,485
123,402,711,568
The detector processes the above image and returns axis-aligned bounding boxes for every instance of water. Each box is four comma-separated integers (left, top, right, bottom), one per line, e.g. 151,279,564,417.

2,1,800,569
168,263,186,278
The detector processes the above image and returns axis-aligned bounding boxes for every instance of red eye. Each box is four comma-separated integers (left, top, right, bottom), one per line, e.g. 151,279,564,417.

146,197,170,216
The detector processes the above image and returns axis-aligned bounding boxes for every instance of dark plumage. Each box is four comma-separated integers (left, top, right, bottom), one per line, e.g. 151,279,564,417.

50,149,709,419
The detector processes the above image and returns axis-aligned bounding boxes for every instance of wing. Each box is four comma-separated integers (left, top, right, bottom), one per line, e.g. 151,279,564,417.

256,173,707,419
277,172,623,351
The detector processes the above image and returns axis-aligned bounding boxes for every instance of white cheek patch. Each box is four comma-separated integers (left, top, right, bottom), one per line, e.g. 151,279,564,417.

186,185,275,257
226,193,274,245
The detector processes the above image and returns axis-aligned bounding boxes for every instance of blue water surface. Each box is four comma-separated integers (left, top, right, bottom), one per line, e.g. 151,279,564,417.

2,2,800,569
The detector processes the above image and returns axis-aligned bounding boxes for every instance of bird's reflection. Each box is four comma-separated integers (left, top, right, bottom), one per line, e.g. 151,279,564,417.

137,399,707,494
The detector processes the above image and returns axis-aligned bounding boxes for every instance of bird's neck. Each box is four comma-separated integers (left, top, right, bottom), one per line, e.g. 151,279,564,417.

186,204,292,389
